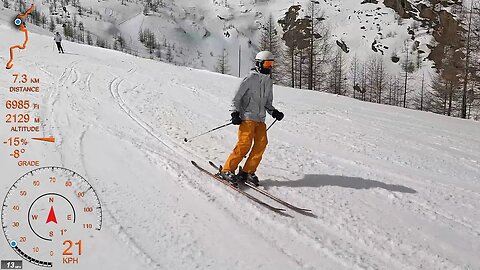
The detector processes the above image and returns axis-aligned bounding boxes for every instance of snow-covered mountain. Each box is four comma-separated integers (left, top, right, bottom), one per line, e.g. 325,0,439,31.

4,0,443,76
1,16,480,269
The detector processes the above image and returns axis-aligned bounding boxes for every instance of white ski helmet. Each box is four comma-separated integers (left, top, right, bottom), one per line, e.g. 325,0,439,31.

255,51,274,74
255,51,274,61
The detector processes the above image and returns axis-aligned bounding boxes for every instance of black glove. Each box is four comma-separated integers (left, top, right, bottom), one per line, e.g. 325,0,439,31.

272,110,284,121
231,111,242,125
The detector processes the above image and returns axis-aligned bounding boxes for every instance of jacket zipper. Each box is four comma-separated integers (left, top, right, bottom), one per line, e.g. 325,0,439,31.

259,78,263,113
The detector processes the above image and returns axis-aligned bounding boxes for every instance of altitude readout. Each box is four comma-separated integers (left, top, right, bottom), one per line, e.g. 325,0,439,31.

2,167,102,267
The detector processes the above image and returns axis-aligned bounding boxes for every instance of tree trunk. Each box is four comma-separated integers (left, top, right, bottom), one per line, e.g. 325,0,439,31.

448,82,453,116
461,1,474,118
309,5,314,90
238,45,241,77
443,91,447,115
290,48,295,88
403,47,409,108
299,50,303,89
420,73,425,111
353,65,357,99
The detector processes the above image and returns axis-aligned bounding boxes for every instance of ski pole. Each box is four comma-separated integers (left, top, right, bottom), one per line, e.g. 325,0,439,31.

184,122,233,143
266,119,277,131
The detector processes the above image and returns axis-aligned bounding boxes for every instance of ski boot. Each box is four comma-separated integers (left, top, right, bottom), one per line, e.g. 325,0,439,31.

216,170,238,187
237,171,260,187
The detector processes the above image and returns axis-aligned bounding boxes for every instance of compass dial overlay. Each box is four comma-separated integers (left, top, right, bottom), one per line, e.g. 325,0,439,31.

2,167,102,267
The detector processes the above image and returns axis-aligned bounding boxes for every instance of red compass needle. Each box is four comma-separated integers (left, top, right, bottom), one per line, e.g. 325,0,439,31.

46,206,58,224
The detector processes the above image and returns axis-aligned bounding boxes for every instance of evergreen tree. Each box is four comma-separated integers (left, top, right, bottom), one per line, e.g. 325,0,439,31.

459,0,477,118
144,29,156,54
400,40,416,107
117,34,125,50
350,54,360,99
138,29,145,43
215,48,230,75
49,18,56,32
63,21,74,40
259,14,281,81
278,5,312,88
166,43,173,63
155,42,162,59
328,49,347,95
430,72,450,115
143,3,149,16
304,1,325,90
86,31,93,45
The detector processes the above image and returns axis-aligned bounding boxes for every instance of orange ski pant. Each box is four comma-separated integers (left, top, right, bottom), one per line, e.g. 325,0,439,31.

223,120,268,173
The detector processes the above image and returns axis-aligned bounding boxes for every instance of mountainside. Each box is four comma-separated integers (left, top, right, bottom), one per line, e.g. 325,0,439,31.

3,0,442,74
1,20,480,269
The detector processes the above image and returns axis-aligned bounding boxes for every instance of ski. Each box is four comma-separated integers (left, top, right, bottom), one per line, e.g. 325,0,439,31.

191,161,286,213
209,161,312,213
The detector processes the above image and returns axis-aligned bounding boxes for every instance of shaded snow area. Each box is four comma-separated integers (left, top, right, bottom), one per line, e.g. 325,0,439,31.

1,23,480,270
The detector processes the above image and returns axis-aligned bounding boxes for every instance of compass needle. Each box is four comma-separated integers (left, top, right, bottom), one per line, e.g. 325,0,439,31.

46,206,57,224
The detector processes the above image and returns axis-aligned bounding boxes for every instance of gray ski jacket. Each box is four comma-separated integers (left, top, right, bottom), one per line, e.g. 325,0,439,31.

232,69,276,123
54,34,62,43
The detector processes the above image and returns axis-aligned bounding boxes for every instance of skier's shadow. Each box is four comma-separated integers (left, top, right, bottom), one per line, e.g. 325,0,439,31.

262,174,417,194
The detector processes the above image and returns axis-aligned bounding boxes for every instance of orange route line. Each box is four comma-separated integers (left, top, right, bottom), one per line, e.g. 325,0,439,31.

6,4,34,70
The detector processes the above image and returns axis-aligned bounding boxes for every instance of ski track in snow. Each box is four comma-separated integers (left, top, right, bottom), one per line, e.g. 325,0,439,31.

109,66,478,269
107,69,350,269
121,72,480,269
34,58,318,269
34,59,163,269
116,63,479,268
107,74,379,268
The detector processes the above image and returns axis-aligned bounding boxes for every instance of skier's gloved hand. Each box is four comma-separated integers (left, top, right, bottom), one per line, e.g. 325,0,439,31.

272,110,284,121
231,111,242,125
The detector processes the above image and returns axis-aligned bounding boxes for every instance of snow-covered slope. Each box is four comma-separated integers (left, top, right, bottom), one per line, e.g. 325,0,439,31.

1,22,480,270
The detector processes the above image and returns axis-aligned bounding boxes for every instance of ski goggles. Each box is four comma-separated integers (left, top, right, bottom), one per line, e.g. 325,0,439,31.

262,60,274,69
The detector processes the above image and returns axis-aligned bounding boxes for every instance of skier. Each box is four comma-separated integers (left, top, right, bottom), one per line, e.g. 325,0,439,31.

218,51,284,186
54,32,64,53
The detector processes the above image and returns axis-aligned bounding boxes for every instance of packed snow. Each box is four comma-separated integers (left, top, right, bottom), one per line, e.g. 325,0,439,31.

1,19,480,270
